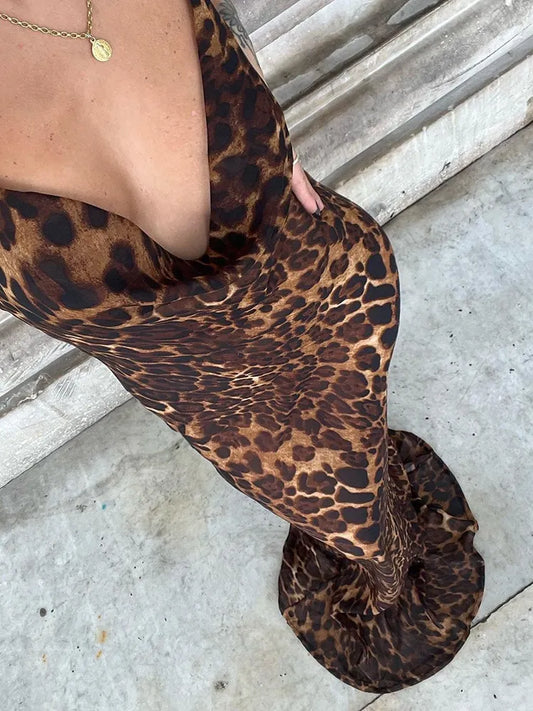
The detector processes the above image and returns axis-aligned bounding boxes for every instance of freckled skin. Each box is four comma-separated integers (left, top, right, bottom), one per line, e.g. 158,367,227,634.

0,0,484,692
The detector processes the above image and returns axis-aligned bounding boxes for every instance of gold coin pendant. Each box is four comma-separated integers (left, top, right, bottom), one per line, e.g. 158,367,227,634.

91,38,113,62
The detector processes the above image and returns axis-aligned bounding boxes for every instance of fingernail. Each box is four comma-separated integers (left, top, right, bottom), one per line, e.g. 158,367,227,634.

313,207,322,217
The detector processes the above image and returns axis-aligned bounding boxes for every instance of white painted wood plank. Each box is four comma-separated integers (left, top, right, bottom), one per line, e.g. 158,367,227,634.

333,53,533,224
283,0,533,171
0,318,73,396
1,358,130,487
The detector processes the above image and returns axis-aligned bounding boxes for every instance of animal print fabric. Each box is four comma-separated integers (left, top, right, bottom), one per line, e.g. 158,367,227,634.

0,0,484,693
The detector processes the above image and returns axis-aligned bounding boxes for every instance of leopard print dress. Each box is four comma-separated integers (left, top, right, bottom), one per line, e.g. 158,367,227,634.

0,0,484,693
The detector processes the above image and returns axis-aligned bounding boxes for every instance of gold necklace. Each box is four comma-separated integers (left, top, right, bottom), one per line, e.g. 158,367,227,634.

0,1,112,61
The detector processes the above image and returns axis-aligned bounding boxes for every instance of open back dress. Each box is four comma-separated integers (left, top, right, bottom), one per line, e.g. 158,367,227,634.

0,0,484,693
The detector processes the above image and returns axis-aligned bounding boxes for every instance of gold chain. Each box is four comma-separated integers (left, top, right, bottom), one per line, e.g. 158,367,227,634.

0,1,113,61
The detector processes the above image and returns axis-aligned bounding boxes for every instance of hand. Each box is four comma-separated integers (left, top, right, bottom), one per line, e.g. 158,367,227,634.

291,160,325,215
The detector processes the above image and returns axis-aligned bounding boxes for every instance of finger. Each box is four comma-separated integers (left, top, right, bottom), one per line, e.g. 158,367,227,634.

292,181,320,214
313,190,325,213
305,185,324,214
292,165,325,214
300,173,325,213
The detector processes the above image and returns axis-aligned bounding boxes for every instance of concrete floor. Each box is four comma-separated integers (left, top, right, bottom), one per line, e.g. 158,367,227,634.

1,123,532,711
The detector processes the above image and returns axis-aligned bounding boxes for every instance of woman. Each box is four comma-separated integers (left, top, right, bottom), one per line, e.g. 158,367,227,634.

0,0,484,693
